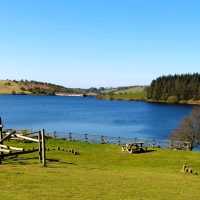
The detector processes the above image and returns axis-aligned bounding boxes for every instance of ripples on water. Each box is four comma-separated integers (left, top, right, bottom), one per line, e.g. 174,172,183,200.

0,95,192,139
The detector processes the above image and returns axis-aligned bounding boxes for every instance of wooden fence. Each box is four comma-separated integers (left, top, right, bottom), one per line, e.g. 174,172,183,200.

49,131,170,148
0,118,46,166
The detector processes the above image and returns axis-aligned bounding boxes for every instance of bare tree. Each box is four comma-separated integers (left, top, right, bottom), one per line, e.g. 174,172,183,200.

170,106,200,150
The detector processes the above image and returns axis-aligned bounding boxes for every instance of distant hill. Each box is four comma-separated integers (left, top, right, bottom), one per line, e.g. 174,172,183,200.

4,74,200,105
97,86,147,101
0,80,91,96
0,80,147,100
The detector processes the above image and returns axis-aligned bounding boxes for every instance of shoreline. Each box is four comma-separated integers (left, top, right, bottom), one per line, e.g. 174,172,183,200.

1,93,200,106
97,95,200,106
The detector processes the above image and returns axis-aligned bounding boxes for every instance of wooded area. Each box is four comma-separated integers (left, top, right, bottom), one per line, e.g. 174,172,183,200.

147,73,200,103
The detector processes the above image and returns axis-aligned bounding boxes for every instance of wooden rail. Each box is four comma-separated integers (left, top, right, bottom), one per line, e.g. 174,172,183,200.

0,117,47,166
0,149,39,158
15,134,39,143
0,144,24,151
0,149,10,153
0,131,16,143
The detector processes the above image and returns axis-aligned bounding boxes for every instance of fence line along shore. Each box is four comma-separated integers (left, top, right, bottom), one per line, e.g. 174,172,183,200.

52,131,169,147
1,122,193,151
1,117,192,151
3,128,171,148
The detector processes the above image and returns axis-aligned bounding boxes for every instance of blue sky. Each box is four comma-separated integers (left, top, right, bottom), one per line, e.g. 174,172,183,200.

0,0,200,88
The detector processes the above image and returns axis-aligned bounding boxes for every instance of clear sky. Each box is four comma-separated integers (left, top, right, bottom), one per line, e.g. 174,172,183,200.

0,0,200,88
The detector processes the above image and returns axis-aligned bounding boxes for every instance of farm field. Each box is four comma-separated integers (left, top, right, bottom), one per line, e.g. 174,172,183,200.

1,139,200,200
97,86,147,101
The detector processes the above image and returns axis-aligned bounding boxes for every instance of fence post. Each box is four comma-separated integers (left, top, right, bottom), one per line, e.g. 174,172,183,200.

84,134,88,142
0,117,3,164
118,137,121,145
101,135,105,144
38,131,42,163
152,138,156,148
53,131,57,138
69,132,72,141
41,129,46,167
134,137,137,143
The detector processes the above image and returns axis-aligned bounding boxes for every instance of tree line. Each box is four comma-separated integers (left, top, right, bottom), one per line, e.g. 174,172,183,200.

3,79,106,95
147,73,200,103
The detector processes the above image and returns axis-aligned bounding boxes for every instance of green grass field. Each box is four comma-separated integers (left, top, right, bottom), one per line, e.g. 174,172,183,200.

98,86,147,101
1,139,200,200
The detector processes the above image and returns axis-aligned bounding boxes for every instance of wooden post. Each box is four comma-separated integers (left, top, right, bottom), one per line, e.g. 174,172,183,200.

84,134,88,142
53,131,56,138
69,132,72,141
38,131,42,163
0,117,3,164
0,117,3,143
118,137,121,145
101,135,104,144
152,138,156,148
41,129,46,167
134,137,137,143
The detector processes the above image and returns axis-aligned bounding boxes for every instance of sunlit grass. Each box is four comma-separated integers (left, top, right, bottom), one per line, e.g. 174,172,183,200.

0,139,200,200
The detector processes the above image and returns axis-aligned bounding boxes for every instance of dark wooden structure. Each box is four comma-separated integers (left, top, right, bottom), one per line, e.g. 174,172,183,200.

0,118,46,166
122,142,147,153
170,140,192,151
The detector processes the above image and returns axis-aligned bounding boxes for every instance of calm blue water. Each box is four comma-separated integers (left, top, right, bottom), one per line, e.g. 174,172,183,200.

0,95,192,139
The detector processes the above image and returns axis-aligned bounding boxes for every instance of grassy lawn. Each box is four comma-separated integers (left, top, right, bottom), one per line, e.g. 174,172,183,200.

1,139,200,200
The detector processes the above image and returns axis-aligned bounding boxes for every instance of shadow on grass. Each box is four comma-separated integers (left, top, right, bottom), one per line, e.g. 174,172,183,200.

130,149,156,154
2,156,39,165
46,158,76,165
1,155,76,166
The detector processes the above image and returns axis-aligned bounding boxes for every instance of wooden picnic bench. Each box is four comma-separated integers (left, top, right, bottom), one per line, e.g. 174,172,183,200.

122,142,147,153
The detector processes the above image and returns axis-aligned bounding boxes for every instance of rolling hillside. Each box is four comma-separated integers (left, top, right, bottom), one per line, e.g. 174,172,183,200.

97,86,147,101
0,80,86,95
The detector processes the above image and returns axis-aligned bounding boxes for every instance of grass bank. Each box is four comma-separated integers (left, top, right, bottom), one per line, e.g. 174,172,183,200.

97,86,147,101
97,86,200,105
1,139,200,200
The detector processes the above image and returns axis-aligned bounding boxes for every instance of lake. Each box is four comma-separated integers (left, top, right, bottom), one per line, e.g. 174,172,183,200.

0,95,192,139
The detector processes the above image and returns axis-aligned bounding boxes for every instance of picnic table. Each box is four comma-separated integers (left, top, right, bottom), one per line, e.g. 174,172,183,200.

122,142,147,153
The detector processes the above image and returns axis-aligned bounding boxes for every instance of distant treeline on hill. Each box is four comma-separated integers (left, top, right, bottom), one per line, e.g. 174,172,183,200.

147,73,200,103
12,79,84,95
0,79,103,96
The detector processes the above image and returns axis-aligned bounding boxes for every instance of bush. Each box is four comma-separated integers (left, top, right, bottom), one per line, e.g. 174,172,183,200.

4,82,11,86
167,96,179,104
170,107,200,150
12,90,16,95
20,87,26,91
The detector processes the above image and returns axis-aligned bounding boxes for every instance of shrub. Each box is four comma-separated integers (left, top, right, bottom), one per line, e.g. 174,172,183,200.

4,82,11,86
170,107,200,150
12,90,16,95
167,96,179,104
